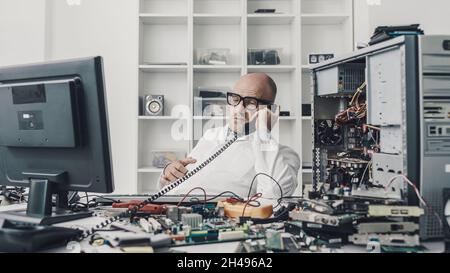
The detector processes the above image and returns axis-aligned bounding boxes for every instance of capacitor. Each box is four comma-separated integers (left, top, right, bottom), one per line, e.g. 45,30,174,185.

343,187,351,196
171,226,178,235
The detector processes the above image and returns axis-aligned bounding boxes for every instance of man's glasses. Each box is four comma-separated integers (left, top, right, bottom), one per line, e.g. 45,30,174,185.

227,92,274,111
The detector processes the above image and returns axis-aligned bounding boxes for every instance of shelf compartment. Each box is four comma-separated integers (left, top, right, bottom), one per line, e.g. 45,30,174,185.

140,23,188,65
247,14,296,25
247,65,296,73
193,65,241,73
247,0,294,15
194,14,242,25
139,64,188,73
140,0,188,15
301,14,350,25
139,14,188,25
194,0,241,15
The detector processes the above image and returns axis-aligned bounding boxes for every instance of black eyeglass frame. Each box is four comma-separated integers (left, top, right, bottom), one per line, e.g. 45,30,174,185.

226,92,275,110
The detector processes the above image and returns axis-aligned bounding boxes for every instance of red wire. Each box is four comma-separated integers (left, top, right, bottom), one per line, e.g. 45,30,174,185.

177,187,207,207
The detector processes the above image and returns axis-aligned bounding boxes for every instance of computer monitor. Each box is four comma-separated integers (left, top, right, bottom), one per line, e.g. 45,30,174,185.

0,56,114,225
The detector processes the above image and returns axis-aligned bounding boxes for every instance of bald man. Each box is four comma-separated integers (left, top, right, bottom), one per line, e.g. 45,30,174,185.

159,73,300,200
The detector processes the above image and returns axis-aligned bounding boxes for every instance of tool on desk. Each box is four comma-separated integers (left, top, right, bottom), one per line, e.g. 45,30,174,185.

112,201,167,214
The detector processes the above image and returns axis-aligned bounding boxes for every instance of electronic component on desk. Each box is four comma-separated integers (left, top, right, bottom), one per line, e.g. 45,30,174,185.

285,221,348,246
191,203,217,218
166,205,179,222
151,150,186,169
297,199,336,215
289,209,359,227
218,230,245,241
189,230,219,243
95,194,235,205
111,221,144,234
181,213,203,229
217,200,273,219
112,201,167,215
248,48,281,65
368,205,424,217
196,48,230,65
349,233,421,247
140,218,153,233
204,219,233,230
171,234,186,242
279,111,291,117
265,230,283,251
147,217,162,232
235,240,266,253
97,231,152,248
254,9,276,13
121,246,154,253
357,222,419,234
140,95,164,116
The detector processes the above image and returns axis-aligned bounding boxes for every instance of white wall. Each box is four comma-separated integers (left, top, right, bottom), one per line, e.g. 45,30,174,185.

355,0,450,44
0,0,46,66
46,0,139,194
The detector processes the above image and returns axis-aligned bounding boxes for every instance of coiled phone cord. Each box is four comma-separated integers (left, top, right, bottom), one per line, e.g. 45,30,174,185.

77,132,239,241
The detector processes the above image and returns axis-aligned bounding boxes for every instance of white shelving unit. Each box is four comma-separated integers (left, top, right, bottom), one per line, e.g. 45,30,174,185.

136,0,354,195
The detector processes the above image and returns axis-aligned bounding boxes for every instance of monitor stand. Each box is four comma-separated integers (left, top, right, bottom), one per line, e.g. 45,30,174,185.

0,171,92,225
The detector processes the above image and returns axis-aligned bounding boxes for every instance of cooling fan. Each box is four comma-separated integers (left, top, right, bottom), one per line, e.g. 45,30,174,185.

315,120,343,146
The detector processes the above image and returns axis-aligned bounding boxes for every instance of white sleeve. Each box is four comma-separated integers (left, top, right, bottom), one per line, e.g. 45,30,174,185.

252,130,301,200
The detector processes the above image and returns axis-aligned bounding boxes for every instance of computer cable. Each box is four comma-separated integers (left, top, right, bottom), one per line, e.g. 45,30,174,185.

77,132,239,241
247,173,284,209
176,187,207,207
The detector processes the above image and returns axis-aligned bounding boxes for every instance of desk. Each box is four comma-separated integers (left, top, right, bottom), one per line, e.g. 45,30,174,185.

0,204,446,253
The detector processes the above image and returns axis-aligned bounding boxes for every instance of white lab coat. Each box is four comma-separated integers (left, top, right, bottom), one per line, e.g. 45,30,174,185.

159,126,300,200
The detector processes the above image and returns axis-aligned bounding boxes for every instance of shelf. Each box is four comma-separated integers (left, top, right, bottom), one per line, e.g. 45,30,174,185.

247,14,296,25
301,65,311,72
302,116,312,120
138,116,185,120
193,14,242,25
247,65,296,73
139,64,188,73
140,14,188,25
280,116,298,121
193,116,298,121
301,14,350,25
194,116,228,120
193,65,242,73
138,167,163,174
302,169,313,174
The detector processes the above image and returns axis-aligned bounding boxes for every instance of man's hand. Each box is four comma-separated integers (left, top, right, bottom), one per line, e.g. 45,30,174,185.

251,106,279,132
161,157,197,186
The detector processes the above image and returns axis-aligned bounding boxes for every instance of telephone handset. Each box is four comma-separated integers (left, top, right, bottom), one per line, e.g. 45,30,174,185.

246,104,280,136
79,131,239,240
